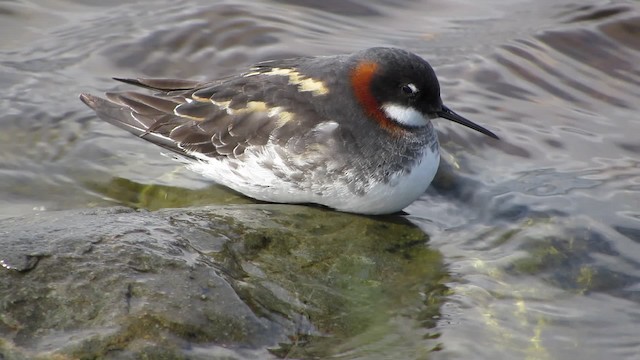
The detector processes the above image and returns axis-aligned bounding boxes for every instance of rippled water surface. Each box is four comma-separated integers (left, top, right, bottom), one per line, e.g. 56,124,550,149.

1,0,640,358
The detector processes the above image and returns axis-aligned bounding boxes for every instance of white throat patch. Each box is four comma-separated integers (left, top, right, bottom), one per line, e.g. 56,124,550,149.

382,103,429,127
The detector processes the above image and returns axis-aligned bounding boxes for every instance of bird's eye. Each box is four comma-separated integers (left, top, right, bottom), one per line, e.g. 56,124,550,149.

401,83,419,97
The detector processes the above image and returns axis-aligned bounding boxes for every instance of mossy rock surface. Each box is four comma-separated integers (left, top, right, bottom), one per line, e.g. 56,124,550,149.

1,205,446,359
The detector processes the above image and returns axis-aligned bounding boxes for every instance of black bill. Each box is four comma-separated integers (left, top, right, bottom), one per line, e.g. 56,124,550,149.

438,105,499,140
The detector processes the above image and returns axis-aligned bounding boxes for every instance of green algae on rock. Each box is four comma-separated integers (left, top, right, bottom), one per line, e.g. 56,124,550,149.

1,205,447,359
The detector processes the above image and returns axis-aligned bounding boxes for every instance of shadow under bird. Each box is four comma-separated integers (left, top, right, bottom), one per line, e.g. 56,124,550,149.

81,47,498,215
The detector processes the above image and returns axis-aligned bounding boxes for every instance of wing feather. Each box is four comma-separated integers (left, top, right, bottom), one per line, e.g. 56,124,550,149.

82,61,336,162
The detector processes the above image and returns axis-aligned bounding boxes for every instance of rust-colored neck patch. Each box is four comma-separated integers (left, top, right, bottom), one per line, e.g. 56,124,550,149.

350,61,402,135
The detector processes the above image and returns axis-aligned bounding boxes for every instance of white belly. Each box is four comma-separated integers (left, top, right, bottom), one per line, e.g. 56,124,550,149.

186,144,440,215
325,148,440,214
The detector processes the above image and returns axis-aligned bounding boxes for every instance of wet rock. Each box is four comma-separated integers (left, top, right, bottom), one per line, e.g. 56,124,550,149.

0,205,446,359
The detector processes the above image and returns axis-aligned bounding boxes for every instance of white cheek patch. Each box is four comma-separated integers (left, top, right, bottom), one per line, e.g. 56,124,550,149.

382,103,429,127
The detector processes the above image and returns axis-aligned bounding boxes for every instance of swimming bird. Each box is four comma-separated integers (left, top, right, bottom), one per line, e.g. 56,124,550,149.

80,47,498,214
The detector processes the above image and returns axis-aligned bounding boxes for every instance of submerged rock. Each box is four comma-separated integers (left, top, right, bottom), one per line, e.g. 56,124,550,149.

0,205,446,359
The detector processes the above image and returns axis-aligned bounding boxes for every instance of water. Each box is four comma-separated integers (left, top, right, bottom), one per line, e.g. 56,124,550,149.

1,0,639,358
